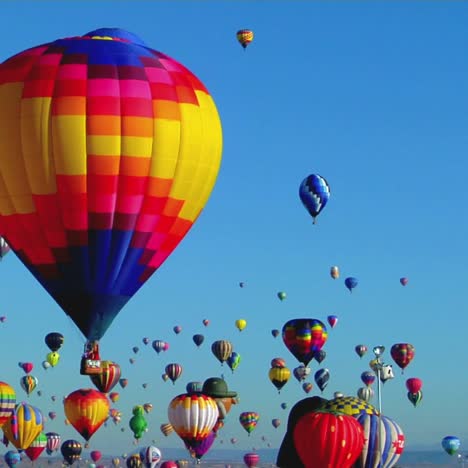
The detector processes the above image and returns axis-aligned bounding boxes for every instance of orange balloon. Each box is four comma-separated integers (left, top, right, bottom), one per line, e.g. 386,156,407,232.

64,388,109,441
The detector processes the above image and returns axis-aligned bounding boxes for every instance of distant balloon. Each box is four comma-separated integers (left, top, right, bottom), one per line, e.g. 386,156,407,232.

4,451,21,468
46,432,61,455
299,174,331,224
45,332,64,352
406,377,423,394
186,382,203,394
313,349,326,364
192,334,204,347
0,237,10,259
160,423,174,437
330,266,339,279
271,329,280,338
314,369,330,393
132,347,139,354
211,340,233,365
20,375,38,395
271,357,286,369
152,340,166,354
20,362,33,374
61,440,82,466
391,343,415,372
235,319,247,332
400,277,409,286
244,452,259,467
327,315,338,328
361,371,376,387
173,326,182,335
142,338,150,345
269,367,291,393
90,361,121,394
357,387,374,403
442,436,460,455
129,406,148,441
236,29,254,49
239,412,259,435
344,277,358,293
302,382,313,394
227,352,241,373
277,291,287,301
355,344,368,358
203,319,210,327
407,391,423,407
239,282,245,288
119,379,128,389
165,364,183,384
280,402,287,410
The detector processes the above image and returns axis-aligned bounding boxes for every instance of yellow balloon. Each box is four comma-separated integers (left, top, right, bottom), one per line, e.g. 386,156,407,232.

3,403,43,449
235,319,247,332
268,367,291,392
46,352,60,367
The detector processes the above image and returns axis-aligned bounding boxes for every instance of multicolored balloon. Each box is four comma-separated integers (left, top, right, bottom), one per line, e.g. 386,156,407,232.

361,371,376,387
323,396,379,417
20,375,38,395
400,277,409,286
442,436,460,455
0,382,16,428
4,451,21,468
46,432,61,455
236,29,254,49
25,432,47,462
282,318,328,366
269,367,291,393
61,440,82,465
63,388,109,441
327,315,338,328
407,391,423,407
165,364,183,384
330,266,339,279
211,340,233,365
355,344,368,358
0,28,223,344
391,343,415,372
90,361,121,393
314,368,330,393
299,174,331,223
239,412,259,435
3,402,44,450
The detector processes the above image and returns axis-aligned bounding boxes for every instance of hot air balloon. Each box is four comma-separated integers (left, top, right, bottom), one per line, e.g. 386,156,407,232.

271,357,286,368
0,315,6,322
327,315,338,328
44,332,64,352
132,346,139,354
192,334,204,348
271,329,280,338
64,388,109,441
361,371,376,387
282,318,328,366
293,410,364,468
152,340,166,354
355,345,368,358
407,391,423,407
236,29,254,49
113,457,121,467
406,377,422,394
20,375,38,395
442,436,460,455
140,446,162,468
109,392,120,403
0,28,223,374
203,319,209,327
3,402,44,450
357,387,374,403
355,413,405,468
293,365,310,382
400,277,408,286
48,411,56,420
119,378,128,389
239,412,259,435
302,382,313,394
345,277,358,293
20,362,33,374
313,349,326,364
142,337,150,345
235,319,247,332
173,326,182,335
390,343,415,373
227,352,241,373
269,367,291,393
330,266,339,279
314,369,330,393
25,432,47,462
161,373,169,382
168,393,219,460
129,406,148,440
0,381,16,428
277,291,287,301
4,451,21,468
90,361,121,393
165,363,183,384
280,402,288,410
323,396,379,417
46,432,61,455
299,174,331,224
91,450,102,463
61,440,82,465
42,361,51,370
143,403,153,414
272,418,281,429
46,352,60,367
186,382,203,394
160,423,174,437
244,452,259,467
211,340,233,365
127,454,142,468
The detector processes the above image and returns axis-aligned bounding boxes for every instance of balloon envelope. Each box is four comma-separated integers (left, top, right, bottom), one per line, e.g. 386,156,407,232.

299,174,331,223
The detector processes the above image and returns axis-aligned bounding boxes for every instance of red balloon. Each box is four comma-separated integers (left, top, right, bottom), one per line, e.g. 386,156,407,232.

293,411,364,468
160,462,178,468
244,452,260,467
406,377,423,394
390,343,415,372
91,451,102,463
21,362,33,374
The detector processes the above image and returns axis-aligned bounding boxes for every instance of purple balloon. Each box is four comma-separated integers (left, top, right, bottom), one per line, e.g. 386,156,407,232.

184,430,216,460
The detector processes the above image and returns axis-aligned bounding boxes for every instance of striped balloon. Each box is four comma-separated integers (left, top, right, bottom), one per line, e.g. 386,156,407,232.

299,174,331,223
90,361,121,393
239,412,260,435
46,432,61,454
211,340,233,364
25,432,47,461
0,382,16,428
165,363,183,384
3,402,44,450
355,413,405,468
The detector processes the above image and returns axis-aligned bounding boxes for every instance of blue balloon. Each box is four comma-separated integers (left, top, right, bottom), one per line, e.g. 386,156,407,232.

345,277,358,293
313,349,326,364
442,436,460,455
192,334,205,347
299,174,330,223
186,381,203,394
4,451,21,468
314,368,330,392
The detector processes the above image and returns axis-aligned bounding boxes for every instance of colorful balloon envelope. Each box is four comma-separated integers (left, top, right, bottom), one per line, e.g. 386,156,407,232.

46,432,61,454
299,174,331,223
302,382,313,394
268,367,291,393
0,28,223,343
211,340,233,364
277,291,287,301
236,29,254,49
314,368,330,393
63,388,110,441
239,412,259,435
46,351,60,367
323,396,379,417
25,432,47,462
61,440,82,465
109,392,120,403
20,375,38,395
293,411,364,468
327,315,338,328
357,386,374,403
160,423,174,437
406,377,423,394
442,436,460,455
227,352,241,372
140,445,162,468
91,450,102,462
407,391,423,407
361,371,376,387
90,360,121,393
293,365,310,382
168,394,219,451
355,344,368,358
390,343,415,372
400,277,409,286
330,266,339,279
0,381,16,428
3,402,44,450
119,378,128,389
152,340,166,354
165,363,183,384
271,357,286,369
355,413,405,467
282,318,328,366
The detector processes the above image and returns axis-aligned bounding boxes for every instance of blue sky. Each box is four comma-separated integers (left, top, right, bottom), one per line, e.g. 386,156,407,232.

0,0,467,461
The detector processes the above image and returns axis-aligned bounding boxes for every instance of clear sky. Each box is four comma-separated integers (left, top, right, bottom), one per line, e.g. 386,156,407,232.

0,0,467,461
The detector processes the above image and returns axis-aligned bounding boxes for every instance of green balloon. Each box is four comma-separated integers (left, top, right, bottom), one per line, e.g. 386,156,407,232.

129,413,148,440
277,291,287,301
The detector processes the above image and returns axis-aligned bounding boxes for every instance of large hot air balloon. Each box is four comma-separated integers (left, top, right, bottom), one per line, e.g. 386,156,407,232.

390,343,415,373
0,28,223,373
168,394,219,460
211,340,233,365
0,382,16,428
239,412,259,435
129,406,148,440
90,361,121,393
299,174,330,223
282,318,328,366
61,440,82,465
293,410,364,468
236,29,254,49
64,388,109,441
3,402,44,450
442,436,460,455
323,396,379,417
355,413,405,468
